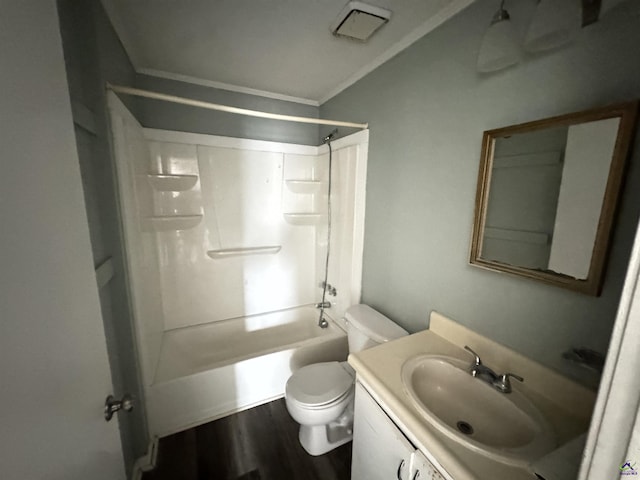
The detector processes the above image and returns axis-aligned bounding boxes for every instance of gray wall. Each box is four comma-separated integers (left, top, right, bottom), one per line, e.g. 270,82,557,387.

57,0,148,474
136,74,321,145
321,0,640,379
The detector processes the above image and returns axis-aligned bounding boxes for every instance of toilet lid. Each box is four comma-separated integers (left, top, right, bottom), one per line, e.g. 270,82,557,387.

286,362,354,406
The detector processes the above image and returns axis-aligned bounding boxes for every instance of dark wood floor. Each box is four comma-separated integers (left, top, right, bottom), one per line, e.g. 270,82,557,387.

143,399,352,480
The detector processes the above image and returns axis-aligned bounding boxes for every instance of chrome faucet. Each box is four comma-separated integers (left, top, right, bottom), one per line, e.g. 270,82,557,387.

464,346,498,382
463,346,523,393
492,372,524,394
316,301,330,328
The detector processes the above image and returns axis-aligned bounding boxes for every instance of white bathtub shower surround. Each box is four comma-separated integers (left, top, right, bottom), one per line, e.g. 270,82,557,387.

154,306,345,383
154,143,318,329
149,307,348,436
107,92,369,436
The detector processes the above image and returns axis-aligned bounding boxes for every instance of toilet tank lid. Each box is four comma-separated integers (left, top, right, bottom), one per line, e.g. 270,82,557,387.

344,304,408,343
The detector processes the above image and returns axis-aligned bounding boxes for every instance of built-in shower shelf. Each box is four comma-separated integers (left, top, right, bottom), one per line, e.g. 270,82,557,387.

206,246,282,259
283,213,327,225
147,174,198,191
285,180,323,194
145,214,203,231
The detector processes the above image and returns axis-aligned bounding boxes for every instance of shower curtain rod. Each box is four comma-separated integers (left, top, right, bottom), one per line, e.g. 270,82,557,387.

107,84,368,130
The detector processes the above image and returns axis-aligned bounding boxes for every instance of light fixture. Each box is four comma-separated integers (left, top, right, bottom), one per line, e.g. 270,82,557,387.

477,1,521,73
524,0,582,52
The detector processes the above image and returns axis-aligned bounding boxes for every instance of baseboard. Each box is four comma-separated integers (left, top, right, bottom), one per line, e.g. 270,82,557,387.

131,436,159,480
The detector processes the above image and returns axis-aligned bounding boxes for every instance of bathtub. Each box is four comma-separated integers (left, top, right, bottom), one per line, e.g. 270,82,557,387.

146,306,348,437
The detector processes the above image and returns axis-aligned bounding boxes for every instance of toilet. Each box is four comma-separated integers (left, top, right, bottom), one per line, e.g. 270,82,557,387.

285,304,408,455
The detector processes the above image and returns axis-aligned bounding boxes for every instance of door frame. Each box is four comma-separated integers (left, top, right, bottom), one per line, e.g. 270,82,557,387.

581,217,640,478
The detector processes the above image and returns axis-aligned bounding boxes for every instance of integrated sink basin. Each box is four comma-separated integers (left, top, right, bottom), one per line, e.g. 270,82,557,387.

401,354,556,465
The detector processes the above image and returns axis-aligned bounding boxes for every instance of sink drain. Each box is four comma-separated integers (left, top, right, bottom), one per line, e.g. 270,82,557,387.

456,421,474,435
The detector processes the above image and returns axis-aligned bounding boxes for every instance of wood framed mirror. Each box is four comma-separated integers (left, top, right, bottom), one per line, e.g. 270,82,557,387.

470,101,638,295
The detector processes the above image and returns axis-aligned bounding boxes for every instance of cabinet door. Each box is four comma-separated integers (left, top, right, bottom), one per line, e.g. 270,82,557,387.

409,450,447,480
352,382,414,480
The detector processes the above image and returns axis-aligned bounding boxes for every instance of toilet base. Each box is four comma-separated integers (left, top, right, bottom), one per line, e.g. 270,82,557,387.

297,400,354,456
298,423,353,456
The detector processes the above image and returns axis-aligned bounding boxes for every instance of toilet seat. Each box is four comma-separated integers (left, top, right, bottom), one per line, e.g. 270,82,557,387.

286,361,354,408
288,385,353,411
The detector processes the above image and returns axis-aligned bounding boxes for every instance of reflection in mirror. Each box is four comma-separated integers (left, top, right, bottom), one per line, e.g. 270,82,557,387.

471,102,638,295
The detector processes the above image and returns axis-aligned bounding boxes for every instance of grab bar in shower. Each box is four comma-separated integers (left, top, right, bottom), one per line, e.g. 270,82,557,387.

206,246,282,259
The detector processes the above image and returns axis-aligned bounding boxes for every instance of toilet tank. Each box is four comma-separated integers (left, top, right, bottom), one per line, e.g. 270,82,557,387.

344,304,408,353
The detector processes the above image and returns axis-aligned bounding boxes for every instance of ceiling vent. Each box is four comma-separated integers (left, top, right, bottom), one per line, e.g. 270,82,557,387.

331,1,392,42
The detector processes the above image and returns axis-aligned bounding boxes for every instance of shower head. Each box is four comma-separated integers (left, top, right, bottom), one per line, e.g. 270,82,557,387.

322,129,338,144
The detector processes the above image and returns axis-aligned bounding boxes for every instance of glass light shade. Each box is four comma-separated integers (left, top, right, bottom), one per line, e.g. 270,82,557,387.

524,0,582,52
477,18,521,73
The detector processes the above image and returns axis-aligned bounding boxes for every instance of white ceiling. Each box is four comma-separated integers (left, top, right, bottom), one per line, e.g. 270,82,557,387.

101,0,474,105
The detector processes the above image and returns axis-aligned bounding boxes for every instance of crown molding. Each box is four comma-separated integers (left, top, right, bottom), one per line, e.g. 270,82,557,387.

137,68,320,107
101,0,474,108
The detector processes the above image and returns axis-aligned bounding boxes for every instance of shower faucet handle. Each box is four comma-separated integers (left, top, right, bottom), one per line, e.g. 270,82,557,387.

319,281,337,296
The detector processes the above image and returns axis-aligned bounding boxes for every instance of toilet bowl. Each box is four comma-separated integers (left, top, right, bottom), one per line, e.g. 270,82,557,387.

285,361,355,456
285,304,408,455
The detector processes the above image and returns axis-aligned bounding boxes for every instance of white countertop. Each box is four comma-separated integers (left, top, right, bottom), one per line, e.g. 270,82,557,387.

348,313,595,480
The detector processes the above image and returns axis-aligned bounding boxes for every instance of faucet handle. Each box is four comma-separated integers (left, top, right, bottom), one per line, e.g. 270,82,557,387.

464,345,482,366
493,373,524,393
464,346,483,377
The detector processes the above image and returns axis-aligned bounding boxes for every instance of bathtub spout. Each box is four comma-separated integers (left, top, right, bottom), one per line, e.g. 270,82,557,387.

315,301,331,309
318,312,329,329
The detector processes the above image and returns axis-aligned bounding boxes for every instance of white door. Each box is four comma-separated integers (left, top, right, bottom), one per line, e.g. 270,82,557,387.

0,2,125,479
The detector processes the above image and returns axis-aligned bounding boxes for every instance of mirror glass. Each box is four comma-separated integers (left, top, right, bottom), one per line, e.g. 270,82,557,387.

470,102,637,295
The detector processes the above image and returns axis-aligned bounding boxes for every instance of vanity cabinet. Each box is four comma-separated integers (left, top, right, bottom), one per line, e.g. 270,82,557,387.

352,381,448,480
